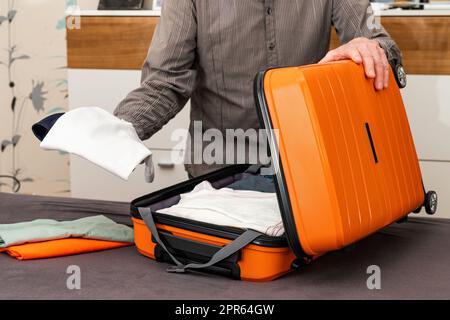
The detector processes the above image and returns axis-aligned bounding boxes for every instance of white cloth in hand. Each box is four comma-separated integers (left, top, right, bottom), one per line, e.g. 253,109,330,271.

41,107,153,181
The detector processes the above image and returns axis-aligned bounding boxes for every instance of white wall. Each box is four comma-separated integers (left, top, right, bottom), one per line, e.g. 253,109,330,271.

402,75,450,219
76,0,99,10
0,0,70,196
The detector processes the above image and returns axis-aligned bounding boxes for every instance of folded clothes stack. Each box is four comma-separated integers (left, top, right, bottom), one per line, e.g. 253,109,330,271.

0,215,134,260
157,178,284,237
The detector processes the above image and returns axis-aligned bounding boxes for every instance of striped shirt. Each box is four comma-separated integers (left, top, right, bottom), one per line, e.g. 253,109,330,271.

114,0,401,177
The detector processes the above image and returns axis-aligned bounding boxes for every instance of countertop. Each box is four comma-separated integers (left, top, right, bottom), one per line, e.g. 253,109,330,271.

379,8,450,16
66,9,161,17
372,2,450,16
66,4,450,17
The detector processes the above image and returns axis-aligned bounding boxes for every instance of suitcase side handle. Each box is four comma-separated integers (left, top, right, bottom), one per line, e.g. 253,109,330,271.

138,207,262,276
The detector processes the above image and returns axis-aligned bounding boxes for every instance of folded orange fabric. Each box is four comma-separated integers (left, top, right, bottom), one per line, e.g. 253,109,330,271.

0,238,132,260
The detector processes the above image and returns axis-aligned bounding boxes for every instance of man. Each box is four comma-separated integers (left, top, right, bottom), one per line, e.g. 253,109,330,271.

114,0,401,178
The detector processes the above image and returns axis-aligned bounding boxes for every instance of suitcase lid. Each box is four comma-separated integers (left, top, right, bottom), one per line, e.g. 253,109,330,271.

254,61,424,258
254,66,310,259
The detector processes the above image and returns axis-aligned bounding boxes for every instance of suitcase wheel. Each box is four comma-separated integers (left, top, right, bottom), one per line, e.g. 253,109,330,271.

424,191,438,215
395,64,407,89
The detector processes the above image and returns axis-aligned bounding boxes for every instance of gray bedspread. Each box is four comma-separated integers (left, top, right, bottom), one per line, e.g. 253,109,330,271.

0,192,449,300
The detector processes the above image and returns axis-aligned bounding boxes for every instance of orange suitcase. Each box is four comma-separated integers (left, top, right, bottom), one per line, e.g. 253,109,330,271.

131,61,437,281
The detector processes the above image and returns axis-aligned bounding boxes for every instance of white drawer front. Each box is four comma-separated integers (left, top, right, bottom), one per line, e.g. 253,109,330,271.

70,149,188,202
402,75,450,161
415,161,450,219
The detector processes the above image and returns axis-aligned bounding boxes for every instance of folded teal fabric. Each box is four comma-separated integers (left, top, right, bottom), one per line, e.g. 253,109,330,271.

0,215,133,248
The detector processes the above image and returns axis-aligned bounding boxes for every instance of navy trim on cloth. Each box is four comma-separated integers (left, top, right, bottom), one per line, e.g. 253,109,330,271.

31,113,65,141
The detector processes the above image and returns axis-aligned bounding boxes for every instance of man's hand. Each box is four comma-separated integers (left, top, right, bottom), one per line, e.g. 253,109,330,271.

319,37,390,91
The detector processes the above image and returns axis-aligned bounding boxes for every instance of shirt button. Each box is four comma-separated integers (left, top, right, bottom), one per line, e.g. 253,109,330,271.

267,7,272,15
269,43,275,50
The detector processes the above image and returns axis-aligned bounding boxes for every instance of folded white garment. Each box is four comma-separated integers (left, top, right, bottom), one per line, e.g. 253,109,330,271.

157,181,284,237
40,107,154,181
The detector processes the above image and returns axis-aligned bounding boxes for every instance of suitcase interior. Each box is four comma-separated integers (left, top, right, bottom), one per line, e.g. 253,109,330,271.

131,164,298,281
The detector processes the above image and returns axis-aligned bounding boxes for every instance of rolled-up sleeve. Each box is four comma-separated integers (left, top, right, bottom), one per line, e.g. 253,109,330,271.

114,0,198,140
331,0,402,67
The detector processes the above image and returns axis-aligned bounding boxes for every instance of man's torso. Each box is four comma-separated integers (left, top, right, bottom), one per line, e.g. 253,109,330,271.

191,0,333,131
185,0,334,175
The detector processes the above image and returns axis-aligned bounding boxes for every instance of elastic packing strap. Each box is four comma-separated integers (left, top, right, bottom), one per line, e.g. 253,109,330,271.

138,207,262,274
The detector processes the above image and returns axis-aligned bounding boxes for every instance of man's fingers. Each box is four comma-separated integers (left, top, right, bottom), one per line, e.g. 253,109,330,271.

319,47,362,65
346,46,363,64
358,45,376,80
378,46,390,89
371,44,389,90
372,46,385,91
318,50,338,64
319,38,391,91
